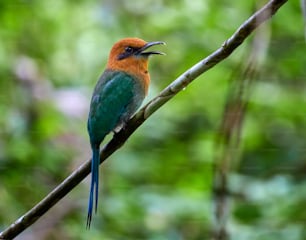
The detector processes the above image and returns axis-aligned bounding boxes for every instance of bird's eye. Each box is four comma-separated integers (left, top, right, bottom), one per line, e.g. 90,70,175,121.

125,46,133,53
117,46,135,60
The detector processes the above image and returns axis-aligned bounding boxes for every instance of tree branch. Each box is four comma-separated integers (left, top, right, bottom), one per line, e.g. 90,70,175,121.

0,0,288,239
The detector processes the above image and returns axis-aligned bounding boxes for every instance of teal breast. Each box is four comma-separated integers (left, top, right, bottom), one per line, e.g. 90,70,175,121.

87,70,146,145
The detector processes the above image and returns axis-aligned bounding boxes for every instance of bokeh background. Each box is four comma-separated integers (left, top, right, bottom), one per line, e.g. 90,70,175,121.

0,0,305,239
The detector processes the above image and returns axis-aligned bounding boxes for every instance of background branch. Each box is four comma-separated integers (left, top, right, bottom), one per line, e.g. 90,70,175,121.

0,0,288,239
212,4,272,238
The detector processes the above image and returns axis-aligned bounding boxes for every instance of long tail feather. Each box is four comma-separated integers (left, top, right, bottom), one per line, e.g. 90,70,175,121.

86,145,100,229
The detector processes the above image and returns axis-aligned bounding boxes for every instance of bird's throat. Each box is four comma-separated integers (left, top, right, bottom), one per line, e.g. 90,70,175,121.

107,58,150,95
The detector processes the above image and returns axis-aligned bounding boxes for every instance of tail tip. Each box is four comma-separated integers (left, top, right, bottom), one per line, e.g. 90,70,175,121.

86,213,92,229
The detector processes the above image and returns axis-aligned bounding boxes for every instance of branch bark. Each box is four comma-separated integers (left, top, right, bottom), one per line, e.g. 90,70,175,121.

0,0,288,239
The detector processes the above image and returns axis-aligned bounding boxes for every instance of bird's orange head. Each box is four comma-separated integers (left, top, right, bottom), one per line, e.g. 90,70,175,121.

106,38,165,94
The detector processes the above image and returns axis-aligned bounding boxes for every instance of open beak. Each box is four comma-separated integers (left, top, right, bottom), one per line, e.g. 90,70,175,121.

136,41,166,57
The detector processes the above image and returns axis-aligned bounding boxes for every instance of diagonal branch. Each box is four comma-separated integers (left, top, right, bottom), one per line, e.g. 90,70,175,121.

0,0,288,239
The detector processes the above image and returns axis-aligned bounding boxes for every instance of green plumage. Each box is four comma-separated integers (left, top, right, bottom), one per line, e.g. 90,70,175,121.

86,69,146,228
88,70,145,143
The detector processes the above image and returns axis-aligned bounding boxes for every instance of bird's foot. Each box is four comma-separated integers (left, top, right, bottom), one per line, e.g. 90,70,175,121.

112,122,129,136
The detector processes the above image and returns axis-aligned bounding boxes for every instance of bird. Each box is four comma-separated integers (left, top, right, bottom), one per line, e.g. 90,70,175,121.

86,37,165,228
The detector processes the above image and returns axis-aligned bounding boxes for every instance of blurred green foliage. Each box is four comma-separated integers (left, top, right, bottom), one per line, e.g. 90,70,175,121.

0,0,305,239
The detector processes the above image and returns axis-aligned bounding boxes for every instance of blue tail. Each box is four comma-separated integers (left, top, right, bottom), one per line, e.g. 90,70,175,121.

86,145,100,229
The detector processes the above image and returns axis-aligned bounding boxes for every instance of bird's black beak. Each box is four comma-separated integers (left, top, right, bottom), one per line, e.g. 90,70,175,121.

136,41,166,57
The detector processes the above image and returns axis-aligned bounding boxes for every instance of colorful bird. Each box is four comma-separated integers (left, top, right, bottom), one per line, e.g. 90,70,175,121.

87,38,165,228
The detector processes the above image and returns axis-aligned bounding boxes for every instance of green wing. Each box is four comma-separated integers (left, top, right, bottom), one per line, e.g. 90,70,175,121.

87,70,145,145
